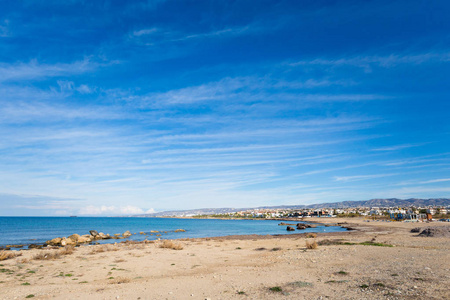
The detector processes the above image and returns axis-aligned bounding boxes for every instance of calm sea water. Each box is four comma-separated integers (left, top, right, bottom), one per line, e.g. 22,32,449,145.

0,217,345,247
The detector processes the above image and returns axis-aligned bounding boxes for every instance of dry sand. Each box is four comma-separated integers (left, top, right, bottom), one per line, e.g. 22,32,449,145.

0,218,449,300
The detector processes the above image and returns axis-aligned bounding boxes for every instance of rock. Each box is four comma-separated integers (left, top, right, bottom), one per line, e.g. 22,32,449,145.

418,226,450,237
77,236,91,243
297,223,307,230
150,230,159,233
68,234,80,242
98,232,108,239
139,231,145,235
28,244,43,249
411,227,421,233
122,231,132,238
286,226,295,231
89,230,99,237
174,229,186,232
46,237,62,246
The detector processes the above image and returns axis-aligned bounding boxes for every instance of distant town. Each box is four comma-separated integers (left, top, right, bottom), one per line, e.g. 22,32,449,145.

192,206,449,221
135,198,450,221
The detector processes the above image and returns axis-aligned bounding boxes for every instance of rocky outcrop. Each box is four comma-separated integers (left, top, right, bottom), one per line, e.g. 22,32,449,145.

89,230,99,237
286,226,295,231
122,231,132,238
174,229,186,232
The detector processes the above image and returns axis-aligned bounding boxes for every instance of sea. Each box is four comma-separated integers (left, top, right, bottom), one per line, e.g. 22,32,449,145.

0,217,346,248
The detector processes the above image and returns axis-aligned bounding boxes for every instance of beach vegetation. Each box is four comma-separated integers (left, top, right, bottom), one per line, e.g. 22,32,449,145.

271,247,281,251
0,251,22,261
109,276,131,284
306,233,317,238
269,286,282,292
25,295,35,298
360,284,369,289
21,282,30,285
336,271,348,275
237,291,246,295
159,240,183,250
289,281,312,288
305,240,318,249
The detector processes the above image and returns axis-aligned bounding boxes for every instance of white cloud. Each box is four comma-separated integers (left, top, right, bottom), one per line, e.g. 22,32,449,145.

145,208,156,214
420,178,450,184
78,205,145,215
132,27,158,36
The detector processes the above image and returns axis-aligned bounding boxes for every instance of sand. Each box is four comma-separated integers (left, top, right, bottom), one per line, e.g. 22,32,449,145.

0,218,449,299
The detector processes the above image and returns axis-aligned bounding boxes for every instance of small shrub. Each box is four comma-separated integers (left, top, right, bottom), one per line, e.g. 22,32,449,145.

25,295,35,298
336,271,348,275
109,276,131,284
271,247,281,251
254,247,267,251
21,282,31,285
360,284,369,289
0,251,21,261
159,240,183,250
33,251,61,260
59,246,75,255
305,240,318,249
237,291,246,295
374,282,385,287
269,286,282,292
289,281,312,288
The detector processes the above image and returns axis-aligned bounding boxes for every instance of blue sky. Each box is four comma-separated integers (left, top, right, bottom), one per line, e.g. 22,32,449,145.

0,0,449,216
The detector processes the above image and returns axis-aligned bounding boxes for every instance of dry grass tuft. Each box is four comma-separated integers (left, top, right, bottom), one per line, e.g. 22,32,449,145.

33,251,61,260
89,244,119,254
59,245,75,255
305,240,318,249
159,240,184,250
0,251,22,261
109,276,131,284
33,245,75,261
306,233,317,238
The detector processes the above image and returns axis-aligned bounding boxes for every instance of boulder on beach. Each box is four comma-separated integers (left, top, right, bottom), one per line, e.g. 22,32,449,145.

123,230,132,238
89,230,99,237
68,234,80,242
286,226,295,231
46,237,62,246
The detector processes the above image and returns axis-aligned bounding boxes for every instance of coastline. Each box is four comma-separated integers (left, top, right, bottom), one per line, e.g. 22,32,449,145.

1,218,449,299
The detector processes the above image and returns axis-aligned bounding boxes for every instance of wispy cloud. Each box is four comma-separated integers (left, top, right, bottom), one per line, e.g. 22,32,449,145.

372,143,425,151
290,52,450,71
420,178,450,184
334,173,398,182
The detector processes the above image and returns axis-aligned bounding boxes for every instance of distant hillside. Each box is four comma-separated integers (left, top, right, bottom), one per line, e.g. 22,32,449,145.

133,198,450,217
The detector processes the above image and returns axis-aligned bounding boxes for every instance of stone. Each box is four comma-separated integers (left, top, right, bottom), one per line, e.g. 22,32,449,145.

286,226,295,231
89,230,99,237
68,234,80,242
174,229,186,232
28,244,43,249
46,237,62,246
122,230,132,238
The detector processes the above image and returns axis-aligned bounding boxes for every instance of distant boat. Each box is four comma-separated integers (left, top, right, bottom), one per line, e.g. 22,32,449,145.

70,216,77,218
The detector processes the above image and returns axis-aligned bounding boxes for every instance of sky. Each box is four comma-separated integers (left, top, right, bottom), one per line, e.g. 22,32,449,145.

0,0,449,216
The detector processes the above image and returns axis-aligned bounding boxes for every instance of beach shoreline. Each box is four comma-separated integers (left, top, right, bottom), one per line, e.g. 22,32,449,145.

1,218,449,299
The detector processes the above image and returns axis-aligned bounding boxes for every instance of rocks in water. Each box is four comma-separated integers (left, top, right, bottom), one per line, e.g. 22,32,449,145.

278,222,295,226
139,231,145,235
28,244,43,249
89,230,99,237
174,229,186,232
286,226,295,231
122,231,132,238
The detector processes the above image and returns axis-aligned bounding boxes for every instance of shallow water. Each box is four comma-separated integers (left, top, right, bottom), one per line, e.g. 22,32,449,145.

0,217,345,247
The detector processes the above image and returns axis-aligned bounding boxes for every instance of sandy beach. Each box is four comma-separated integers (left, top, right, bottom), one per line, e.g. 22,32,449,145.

1,218,449,300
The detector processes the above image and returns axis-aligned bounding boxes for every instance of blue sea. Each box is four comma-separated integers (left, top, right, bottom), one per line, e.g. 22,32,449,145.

0,217,345,248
